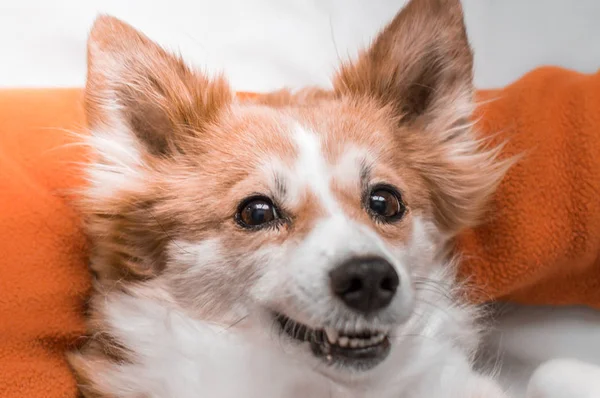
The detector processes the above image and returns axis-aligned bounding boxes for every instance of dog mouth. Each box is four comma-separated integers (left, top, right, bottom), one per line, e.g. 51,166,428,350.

273,312,391,371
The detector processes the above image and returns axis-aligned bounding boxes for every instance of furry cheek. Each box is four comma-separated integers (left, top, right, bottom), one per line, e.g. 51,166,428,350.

164,238,259,323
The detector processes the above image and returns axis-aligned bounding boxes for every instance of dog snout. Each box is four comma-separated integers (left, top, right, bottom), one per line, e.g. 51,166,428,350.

329,256,399,314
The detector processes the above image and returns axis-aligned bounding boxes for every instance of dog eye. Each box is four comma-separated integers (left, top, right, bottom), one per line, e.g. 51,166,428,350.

237,197,279,228
368,186,405,221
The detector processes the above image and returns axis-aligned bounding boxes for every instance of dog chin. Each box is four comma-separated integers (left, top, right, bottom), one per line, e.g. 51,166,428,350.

270,310,394,374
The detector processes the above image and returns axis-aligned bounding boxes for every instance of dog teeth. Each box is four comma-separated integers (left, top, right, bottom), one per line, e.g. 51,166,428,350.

366,333,384,345
321,328,388,349
325,328,338,344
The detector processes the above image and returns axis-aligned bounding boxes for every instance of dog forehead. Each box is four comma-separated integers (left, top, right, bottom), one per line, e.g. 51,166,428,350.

208,105,391,210
291,124,369,182
256,122,371,215
217,108,366,168
213,101,390,173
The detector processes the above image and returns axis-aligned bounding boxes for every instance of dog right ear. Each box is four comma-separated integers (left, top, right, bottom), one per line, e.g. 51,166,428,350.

85,15,232,166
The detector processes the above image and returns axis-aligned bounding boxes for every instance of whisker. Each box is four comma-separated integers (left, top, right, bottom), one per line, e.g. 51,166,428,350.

223,315,248,331
146,208,191,256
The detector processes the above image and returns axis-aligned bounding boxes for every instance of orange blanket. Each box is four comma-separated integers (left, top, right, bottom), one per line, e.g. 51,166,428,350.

458,67,600,305
1,67,600,396
0,89,90,397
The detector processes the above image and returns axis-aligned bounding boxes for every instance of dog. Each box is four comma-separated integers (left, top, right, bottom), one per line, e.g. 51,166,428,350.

68,0,513,396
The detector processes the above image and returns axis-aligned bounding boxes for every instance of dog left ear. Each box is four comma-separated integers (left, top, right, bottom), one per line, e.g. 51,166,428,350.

334,0,512,233
334,0,473,130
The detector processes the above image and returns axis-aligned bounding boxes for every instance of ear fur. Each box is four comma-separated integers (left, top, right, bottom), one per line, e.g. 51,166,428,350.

335,0,473,128
334,0,512,233
82,16,232,279
85,15,232,165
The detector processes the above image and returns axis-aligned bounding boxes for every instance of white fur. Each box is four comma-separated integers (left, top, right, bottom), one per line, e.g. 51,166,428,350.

86,111,145,200
85,122,509,398
96,258,505,397
93,212,507,398
332,145,371,186
288,124,341,213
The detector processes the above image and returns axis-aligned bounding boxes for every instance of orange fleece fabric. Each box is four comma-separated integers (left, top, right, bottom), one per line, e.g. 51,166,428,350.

457,67,600,305
0,89,90,397
1,67,600,396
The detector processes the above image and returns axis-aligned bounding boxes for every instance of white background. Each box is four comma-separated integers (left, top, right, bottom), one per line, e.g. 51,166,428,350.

1,1,600,396
1,0,600,90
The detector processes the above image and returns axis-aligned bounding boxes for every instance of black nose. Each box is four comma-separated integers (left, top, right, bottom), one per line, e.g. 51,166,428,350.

329,256,399,314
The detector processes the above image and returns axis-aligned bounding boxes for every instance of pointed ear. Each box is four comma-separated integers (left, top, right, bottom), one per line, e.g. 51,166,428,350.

334,0,473,129
85,15,232,162
335,0,513,234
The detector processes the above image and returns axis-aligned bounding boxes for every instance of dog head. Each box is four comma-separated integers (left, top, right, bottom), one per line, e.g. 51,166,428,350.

82,0,508,379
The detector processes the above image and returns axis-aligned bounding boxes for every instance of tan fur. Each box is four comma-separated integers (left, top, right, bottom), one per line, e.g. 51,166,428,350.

334,0,510,234
69,1,511,396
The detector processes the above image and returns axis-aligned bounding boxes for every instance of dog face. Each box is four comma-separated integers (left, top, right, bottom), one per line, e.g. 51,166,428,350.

81,0,508,380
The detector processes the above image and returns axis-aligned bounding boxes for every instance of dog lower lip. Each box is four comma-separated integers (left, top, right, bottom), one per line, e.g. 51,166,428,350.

273,312,391,370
